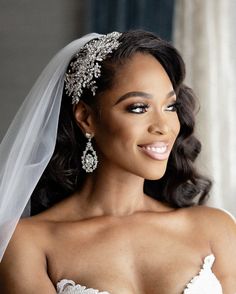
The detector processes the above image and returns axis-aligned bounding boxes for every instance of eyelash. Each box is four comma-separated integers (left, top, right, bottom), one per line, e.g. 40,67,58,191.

166,101,181,112
127,102,181,114
127,103,150,114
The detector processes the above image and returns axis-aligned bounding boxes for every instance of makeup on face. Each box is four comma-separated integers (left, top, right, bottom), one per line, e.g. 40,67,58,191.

93,53,180,180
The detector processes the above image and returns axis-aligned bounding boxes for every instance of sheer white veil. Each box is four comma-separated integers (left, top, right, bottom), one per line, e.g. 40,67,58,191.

0,33,102,261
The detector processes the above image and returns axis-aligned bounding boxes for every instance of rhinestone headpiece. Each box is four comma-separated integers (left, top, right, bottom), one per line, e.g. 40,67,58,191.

64,31,122,104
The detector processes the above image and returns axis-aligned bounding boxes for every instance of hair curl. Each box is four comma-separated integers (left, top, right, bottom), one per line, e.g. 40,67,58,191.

31,30,211,215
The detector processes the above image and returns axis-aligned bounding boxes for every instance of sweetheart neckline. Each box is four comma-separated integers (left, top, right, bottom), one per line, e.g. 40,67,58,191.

57,254,221,293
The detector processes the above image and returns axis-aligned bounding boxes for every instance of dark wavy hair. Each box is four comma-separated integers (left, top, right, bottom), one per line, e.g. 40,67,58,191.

31,30,212,215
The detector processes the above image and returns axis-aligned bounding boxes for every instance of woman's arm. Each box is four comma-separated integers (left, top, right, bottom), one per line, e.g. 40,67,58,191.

0,221,56,294
203,207,236,293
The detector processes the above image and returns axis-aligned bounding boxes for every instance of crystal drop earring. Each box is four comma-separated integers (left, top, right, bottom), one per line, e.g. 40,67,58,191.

81,133,98,173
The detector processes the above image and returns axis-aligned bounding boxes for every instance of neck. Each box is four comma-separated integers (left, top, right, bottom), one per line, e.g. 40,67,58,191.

76,165,152,218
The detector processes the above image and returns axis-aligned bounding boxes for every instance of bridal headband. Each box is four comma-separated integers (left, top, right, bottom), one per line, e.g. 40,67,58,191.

0,32,122,261
65,31,121,104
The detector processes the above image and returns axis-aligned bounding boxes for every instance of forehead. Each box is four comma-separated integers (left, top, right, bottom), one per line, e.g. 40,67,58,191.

103,52,173,99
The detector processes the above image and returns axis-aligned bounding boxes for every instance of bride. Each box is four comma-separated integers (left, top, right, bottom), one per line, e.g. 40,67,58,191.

0,30,235,293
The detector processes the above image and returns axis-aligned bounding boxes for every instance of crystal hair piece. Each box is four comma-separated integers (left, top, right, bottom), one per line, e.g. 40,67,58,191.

64,31,122,104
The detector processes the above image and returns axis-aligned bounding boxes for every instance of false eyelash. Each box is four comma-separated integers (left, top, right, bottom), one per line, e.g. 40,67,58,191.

127,103,150,114
167,101,181,111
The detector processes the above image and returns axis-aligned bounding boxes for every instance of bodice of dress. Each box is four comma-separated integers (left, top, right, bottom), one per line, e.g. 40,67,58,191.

183,254,222,293
56,254,223,294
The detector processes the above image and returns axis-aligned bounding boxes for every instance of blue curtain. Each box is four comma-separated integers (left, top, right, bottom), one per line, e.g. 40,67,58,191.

88,0,175,41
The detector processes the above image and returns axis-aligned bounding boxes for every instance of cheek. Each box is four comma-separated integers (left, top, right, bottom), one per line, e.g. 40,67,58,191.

171,114,181,138
94,113,140,156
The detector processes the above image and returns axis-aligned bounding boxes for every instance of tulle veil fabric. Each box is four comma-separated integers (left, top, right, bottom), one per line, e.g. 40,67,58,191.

0,33,101,261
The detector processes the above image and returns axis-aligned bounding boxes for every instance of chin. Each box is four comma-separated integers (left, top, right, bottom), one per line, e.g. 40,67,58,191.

142,161,168,180
144,173,166,181
139,166,167,181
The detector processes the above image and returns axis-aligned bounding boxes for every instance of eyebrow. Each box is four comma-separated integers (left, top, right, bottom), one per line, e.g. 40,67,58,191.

115,90,176,105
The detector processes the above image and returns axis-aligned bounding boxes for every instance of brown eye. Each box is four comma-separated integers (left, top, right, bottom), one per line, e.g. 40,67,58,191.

165,102,181,112
127,103,150,114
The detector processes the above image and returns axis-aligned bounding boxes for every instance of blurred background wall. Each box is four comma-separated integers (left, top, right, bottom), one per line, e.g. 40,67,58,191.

174,0,236,217
0,0,89,139
1,0,235,216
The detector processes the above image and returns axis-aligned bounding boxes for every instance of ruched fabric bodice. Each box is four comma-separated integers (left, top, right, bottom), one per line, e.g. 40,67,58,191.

57,254,222,294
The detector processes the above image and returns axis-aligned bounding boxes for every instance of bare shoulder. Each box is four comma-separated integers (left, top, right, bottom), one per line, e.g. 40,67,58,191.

9,214,55,248
186,205,236,230
183,205,236,239
0,218,56,293
191,204,236,246
1,216,50,260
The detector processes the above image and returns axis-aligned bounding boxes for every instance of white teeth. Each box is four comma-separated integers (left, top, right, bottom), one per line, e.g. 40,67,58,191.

140,145,168,154
142,145,167,154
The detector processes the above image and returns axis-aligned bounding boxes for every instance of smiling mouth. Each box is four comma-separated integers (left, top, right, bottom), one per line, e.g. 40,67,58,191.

140,145,167,153
138,143,170,161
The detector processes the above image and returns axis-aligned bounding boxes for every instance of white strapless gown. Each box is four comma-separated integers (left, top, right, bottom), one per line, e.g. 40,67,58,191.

56,254,222,294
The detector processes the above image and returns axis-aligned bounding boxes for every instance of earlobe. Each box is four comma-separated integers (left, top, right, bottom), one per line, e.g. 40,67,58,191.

73,101,95,134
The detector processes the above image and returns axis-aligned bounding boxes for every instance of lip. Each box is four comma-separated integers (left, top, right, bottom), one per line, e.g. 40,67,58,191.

138,141,171,161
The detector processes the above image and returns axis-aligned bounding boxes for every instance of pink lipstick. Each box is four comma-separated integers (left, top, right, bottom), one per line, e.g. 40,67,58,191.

138,142,171,161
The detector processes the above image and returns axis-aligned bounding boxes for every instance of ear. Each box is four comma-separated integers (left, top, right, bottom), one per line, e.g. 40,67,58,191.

73,101,95,135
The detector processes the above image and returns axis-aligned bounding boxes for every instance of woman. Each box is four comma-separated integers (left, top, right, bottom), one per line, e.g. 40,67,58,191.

0,30,235,293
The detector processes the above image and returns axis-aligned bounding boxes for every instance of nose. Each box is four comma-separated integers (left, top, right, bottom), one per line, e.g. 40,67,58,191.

148,113,169,135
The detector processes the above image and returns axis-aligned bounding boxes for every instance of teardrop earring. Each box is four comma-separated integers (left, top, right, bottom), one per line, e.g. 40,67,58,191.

81,133,98,173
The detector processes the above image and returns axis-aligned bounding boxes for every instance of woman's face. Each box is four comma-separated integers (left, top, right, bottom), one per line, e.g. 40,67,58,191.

92,52,180,180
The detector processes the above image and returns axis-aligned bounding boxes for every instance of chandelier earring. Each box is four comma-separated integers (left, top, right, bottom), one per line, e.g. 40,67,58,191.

81,133,98,173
